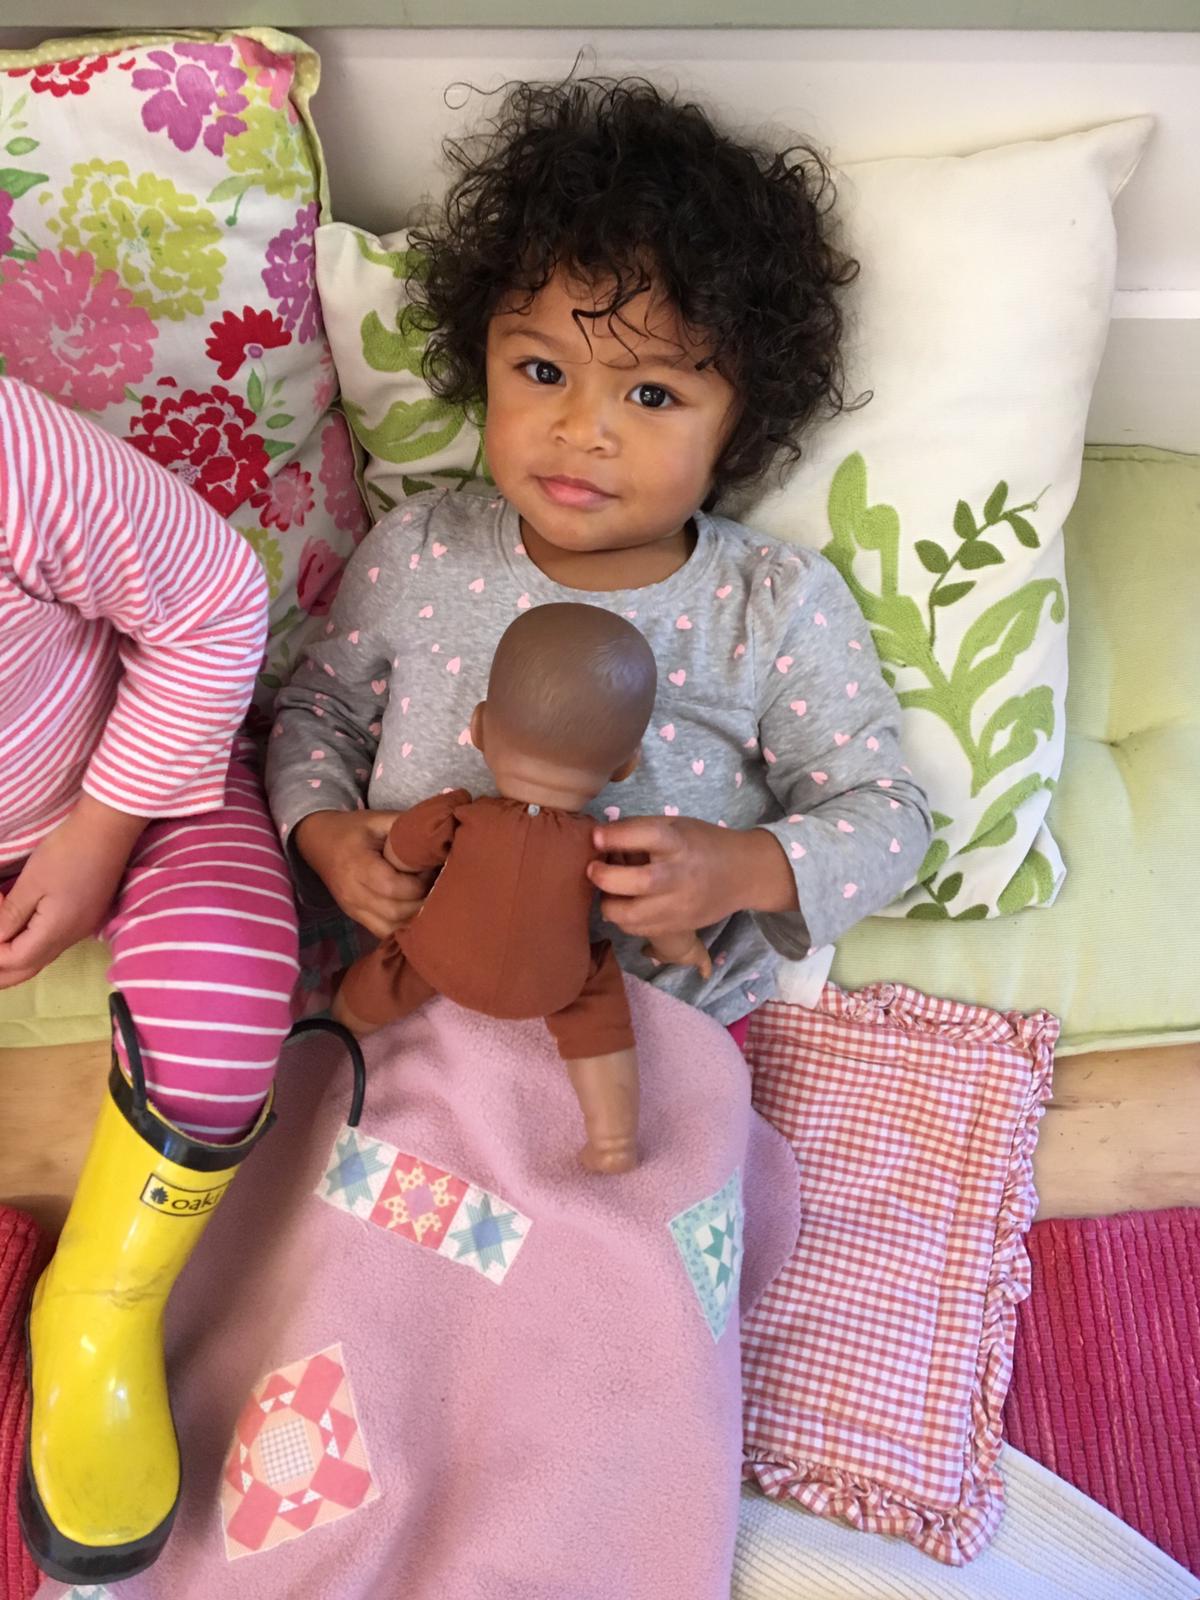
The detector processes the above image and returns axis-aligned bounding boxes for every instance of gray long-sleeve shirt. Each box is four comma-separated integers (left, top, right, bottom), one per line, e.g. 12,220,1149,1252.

267,489,931,1023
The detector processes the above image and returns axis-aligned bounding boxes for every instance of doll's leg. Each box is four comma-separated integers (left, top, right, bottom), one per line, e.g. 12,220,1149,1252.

548,942,640,1174
100,738,299,1140
332,936,437,1039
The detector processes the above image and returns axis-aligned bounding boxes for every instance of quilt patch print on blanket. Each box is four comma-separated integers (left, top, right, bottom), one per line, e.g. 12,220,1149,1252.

316,1126,531,1284
670,1168,745,1342
221,1344,379,1559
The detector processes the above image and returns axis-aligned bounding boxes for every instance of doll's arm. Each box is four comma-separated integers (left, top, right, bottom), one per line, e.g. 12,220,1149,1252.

643,929,714,981
383,789,472,872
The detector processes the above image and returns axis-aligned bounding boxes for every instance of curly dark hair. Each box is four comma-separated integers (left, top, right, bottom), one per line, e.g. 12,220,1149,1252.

407,74,867,502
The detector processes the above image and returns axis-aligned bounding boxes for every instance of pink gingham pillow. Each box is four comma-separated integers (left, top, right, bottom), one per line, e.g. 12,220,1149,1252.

742,983,1058,1565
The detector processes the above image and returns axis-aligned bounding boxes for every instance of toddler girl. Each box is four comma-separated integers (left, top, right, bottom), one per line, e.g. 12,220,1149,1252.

268,76,932,1031
1,377,299,1582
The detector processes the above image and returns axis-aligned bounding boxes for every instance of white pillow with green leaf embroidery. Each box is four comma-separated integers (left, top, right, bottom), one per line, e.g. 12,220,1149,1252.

315,221,490,521
315,117,1152,920
732,116,1153,920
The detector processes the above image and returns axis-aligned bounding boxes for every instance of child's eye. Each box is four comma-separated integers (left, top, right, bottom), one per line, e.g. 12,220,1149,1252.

630,383,675,410
520,359,563,386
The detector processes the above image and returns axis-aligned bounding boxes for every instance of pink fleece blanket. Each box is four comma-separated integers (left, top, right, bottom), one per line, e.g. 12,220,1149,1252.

37,983,797,1600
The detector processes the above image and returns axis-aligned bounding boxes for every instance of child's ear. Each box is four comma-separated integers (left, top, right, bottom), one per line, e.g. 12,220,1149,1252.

610,749,641,784
470,702,486,754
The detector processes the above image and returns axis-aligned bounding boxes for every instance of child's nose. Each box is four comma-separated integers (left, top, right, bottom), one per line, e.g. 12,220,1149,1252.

552,394,616,455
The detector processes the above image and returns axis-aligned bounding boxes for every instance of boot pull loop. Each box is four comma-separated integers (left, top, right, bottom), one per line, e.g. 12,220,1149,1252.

285,1019,367,1127
109,991,149,1114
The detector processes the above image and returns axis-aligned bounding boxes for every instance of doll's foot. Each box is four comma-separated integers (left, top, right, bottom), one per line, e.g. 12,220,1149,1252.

579,1136,638,1175
566,1050,640,1175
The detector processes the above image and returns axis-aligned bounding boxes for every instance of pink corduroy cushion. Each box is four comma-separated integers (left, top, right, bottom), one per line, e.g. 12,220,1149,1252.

741,983,1058,1565
1004,1208,1200,1577
1,1206,47,1600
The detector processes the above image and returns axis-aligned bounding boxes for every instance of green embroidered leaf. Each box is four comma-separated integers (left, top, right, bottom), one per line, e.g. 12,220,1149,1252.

824,454,931,655
124,385,141,405
976,686,1055,792
258,672,282,691
247,371,265,413
267,604,300,639
1006,512,1040,549
370,482,398,515
996,847,1056,915
915,540,950,574
402,475,435,495
907,901,950,920
3,246,36,261
361,306,433,378
949,580,1065,707
954,904,990,920
263,439,294,459
917,837,950,883
935,871,963,904
239,527,283,599
880,666,896,689
932,581,975,607
931,811,953,830
953,499,977,541
4,137,38,157
0,167,47,199
355,228,425,281
265,414,294,430
960,773,1044,852
958,541,1004,569
345,396,466,465
983,480,1008,521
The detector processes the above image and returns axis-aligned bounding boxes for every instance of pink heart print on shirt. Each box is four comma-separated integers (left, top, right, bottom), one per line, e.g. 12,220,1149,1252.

775,657,793,674
446,658,461,675
834,732,850,746
367,568,380,584
419,606,433,619
669,670,687,687
469,578,485,594
517,594,531,610
432,542,447,558
846,682,859,698
692,760,705,776
676,615,693,630
664,805,680,816
348,631,360,644
659,724,676,742
371,679,386,695
715,584,732,599
604,806,620,821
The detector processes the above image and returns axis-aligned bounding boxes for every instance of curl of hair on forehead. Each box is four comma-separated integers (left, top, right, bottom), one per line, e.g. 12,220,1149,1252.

407,72,869,503
485,604,657,774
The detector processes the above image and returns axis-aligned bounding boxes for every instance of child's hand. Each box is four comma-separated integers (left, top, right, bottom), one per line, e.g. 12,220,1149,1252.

589,816,798,939
295,810,434,939
0,797,146,990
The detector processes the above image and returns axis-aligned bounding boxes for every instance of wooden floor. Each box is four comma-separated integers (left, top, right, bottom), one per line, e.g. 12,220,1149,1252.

2,1037,1197,1236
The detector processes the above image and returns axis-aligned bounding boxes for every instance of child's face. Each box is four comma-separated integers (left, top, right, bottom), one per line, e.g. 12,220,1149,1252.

484,267,738,561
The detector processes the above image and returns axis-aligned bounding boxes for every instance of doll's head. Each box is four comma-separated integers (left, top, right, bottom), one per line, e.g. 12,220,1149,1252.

471,603,657,811
408,75,863,556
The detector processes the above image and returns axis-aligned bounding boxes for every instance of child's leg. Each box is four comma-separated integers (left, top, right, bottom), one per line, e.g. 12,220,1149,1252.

100,740,299,1142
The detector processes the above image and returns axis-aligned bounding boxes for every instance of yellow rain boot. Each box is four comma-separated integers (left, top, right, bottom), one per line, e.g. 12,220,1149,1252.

18,994,275,1583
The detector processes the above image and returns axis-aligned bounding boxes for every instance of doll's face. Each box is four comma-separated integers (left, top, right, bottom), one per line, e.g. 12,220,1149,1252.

484,267,738,569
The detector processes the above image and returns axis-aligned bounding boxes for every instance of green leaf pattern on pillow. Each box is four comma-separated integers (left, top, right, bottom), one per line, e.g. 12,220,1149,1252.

824,453,1064,918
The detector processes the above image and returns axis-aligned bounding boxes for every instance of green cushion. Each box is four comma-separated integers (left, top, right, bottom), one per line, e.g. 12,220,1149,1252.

0,937,110,1049
3,445,1196,1056
833,444,1200,1055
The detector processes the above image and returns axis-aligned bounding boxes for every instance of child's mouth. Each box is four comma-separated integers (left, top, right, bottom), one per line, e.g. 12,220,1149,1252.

536,476,615,510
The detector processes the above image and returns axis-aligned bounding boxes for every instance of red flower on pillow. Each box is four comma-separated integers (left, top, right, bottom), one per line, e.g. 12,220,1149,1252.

127,379,269,517
7,54,116,96
296,536,345,617
250,462,314,531
205,307,291,382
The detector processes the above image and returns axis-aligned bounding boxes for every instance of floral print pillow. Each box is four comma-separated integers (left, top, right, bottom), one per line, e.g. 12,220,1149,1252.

0,28,368,717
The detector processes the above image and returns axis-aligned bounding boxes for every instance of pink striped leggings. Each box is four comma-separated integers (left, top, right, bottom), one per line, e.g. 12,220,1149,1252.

2,743,300,1143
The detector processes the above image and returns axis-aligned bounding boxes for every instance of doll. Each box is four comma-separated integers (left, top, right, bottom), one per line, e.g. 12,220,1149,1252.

333,602,709,1172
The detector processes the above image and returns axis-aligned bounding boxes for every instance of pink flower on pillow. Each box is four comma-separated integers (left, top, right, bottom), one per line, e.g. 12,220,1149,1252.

0,249,157,411
127,379,269,516
250,462,314,531
263,203,321,343
296,536,345,616
319,413,369,540
0,192,13,258
312,341,337,413
131,44,249,158
234,36,297,119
